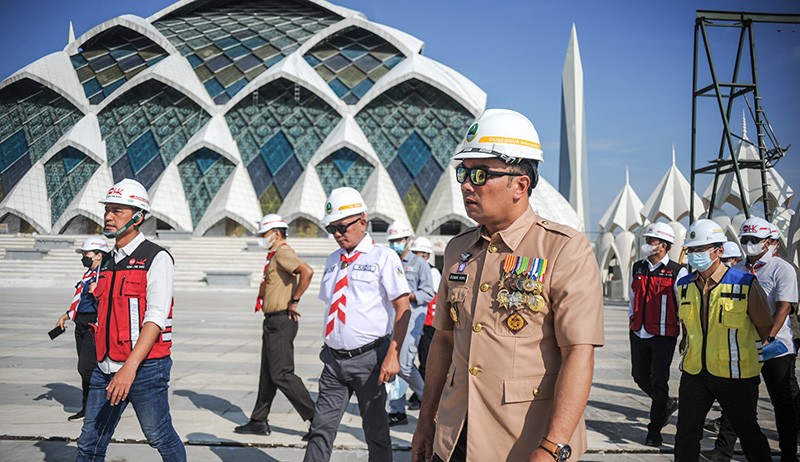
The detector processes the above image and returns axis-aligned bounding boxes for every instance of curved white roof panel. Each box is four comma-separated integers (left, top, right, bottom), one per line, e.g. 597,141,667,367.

417,162,473,236
361,164,409,226
599,169,644,233
3,52,89,112
531,176,583,232
642,149,702,223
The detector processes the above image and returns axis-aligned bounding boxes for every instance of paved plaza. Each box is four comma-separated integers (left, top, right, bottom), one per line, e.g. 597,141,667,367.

0,287,790,461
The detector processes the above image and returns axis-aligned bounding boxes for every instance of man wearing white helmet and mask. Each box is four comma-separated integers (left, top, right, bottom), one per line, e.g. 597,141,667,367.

720,241,743,268
628,222,687,447
412,109,604,462
385,221,434,426
76,179,185,462
235,214,315,438
673,219,772,462
304,187,410,462
53,236,109,422
409,236,441,395
704,216,799,462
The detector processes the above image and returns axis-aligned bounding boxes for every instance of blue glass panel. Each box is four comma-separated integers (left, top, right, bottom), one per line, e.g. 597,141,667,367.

265,54,283,67
70,55,88,67
110,154,134,183
61,147,85,173
398,132,431,178
226,44,250,59
340,45,367,60
226,78,248,97
350,78,373,99
273,154,303,198
1,154,31,195
186,54,203,67
204,78,225,97
206,54,233,72
118,54,145,72
194,148,219,173
213,93,231,105
127,130,159,175
247,156,272,196
386,156,413,197
216,36,238,50
235,54,262,72
384,55,403,69
88,54,116,72
332,148,359,174
109,47,136,60
341,93,359,105
103,79,126,96
328,78,348,97
0,130,29,172
146,55,167,67
304,54,321,67
83,78,102,97
260,131,294,174
414,155,443,201
242,36,267,50
135,154,165,190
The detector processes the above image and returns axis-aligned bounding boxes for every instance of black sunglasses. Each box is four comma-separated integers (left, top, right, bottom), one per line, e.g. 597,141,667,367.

740,236,767,245
325,216,361,235
455,164,523,186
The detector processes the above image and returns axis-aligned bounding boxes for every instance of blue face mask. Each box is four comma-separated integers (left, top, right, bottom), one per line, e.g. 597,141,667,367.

688,250,716,271
389,241,406,255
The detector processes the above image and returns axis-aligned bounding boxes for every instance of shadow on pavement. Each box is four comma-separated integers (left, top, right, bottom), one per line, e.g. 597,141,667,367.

34,440,77,462
33,383,82,412
187,432,280,462
174,389,248,425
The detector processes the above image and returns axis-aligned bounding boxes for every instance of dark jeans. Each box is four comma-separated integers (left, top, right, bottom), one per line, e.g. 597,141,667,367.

74,312,97,410
714,354,799,461
629,331,677,433
674,371,770,462
418,325,435,380
303,337,392,462
76,357,185,462
251,313,315,423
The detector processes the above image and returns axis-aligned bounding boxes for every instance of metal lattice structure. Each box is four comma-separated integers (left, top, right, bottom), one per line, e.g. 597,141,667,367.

690,10,798,222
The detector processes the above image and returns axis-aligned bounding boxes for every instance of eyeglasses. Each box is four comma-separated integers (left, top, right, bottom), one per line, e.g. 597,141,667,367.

740,236,767,245
455,164,523,186
325,217,361,235
685,244,721,254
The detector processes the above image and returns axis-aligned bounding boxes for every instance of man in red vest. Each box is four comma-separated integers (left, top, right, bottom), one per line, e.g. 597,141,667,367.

629,222,687,447
76,178,185,462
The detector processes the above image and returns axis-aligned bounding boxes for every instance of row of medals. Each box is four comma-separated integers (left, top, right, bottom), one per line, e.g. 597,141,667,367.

498,275,545,333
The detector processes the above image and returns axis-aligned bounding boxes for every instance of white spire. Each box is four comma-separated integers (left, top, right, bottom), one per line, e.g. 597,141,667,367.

599,169,644,233
625,165,630,184
742,110,747,140
672,144,676,164
641,150,703,223
68,21,75,44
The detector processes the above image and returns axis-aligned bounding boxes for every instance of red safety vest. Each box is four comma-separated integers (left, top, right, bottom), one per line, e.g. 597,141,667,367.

93,239,173,362
630,259,682,337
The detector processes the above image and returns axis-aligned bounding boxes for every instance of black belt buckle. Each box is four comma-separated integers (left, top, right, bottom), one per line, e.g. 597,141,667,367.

331,334,389,358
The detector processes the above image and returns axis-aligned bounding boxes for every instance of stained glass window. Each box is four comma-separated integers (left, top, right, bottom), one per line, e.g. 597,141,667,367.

44,147,99,223
315,147,374,194
177,148,235,226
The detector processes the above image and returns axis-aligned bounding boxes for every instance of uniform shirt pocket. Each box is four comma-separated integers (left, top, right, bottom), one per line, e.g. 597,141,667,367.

350,269,377,283
503,374,557,404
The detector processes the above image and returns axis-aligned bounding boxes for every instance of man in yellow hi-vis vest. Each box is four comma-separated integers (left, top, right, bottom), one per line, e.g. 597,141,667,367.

672,219,774,461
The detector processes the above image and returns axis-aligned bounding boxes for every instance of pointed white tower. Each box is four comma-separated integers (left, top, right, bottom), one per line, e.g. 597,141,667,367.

68,21,75,44
598,167,645,233
559,24,589,231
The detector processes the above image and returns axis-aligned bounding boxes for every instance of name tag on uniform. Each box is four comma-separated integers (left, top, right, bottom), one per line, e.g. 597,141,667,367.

404,265,417,273
448,273,468,283
352,264,377,273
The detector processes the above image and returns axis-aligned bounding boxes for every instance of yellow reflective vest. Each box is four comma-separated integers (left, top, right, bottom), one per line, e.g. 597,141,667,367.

677,268,763,379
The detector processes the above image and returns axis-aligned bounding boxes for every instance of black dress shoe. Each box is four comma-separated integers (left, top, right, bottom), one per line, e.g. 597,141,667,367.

645,432,663,447
234,420,271,435
700,448,732,462
67,409,85,422
388,412,408,427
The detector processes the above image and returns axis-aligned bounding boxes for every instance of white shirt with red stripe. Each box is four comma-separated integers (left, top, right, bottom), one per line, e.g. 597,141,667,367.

318,233,409,350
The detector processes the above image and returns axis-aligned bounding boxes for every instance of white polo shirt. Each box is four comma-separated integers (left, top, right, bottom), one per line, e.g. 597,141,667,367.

736,251,799,357
319,233,410,350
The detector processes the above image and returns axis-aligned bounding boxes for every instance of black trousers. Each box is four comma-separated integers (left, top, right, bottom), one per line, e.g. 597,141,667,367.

714,354,799,461
74,312,97,410
629,331,677,433
418,325,435,380
250,313,315,423
674,371,771,462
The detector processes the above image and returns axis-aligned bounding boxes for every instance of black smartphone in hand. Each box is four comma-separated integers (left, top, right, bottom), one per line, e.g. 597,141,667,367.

48,326,65,340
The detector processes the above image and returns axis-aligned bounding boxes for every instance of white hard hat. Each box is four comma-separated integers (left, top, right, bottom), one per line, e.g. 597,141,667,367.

642,222,675,244
257,214,288,234
738,217,772,239
684,219,727,248
76,235,110,254
409,236,434,255
453,109,544,163
321,187,367,226
387,221,414,240
100,178,150,212
721,241,742,259
768,223,782,240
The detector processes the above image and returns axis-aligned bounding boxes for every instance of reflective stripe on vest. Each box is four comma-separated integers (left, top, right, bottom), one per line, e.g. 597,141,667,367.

677,268,762,379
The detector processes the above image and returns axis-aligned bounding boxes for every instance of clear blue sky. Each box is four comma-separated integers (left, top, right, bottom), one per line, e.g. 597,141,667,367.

2,0,798,234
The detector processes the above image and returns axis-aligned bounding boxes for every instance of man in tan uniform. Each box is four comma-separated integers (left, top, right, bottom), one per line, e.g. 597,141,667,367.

235,214,315,438
412,109,604,462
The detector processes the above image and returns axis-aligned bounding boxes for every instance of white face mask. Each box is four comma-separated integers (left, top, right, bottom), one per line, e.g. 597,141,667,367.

743,241,766,257
640,243,658,257
258,233,276,249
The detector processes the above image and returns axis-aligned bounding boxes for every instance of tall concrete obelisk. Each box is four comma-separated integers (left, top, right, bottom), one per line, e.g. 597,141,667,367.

559,24,589,231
